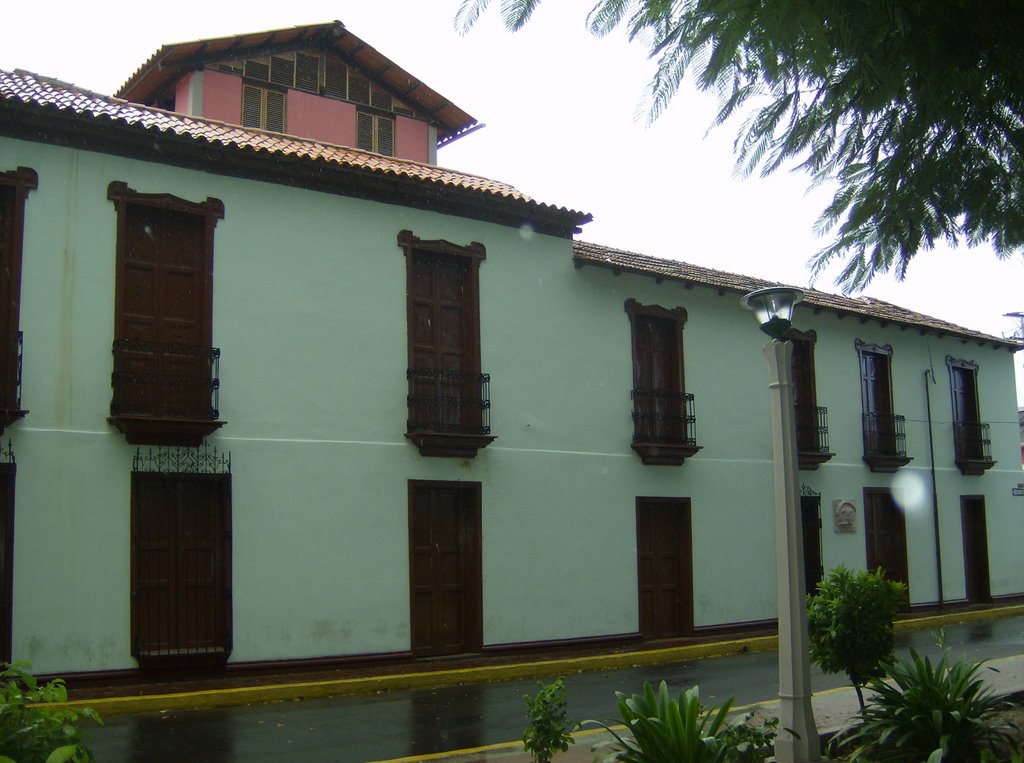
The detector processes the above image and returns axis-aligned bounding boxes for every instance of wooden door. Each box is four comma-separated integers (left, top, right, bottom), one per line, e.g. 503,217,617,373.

118,206,208,417
409,254,475,432
0,464,14,663
636,498,693,639
132,473,231,662
800,496,824,595
409,482,482,657
960,497,991,604
633,315,682,442
864,489,908,593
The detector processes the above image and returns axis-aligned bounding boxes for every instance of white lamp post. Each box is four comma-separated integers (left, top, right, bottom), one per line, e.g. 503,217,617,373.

740,287,821,763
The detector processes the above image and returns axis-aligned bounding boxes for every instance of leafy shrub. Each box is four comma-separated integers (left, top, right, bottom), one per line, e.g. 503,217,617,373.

718,715,778,762
834,646,1021,763
807,565,907,708
0,662,101,763
583,680,775,763
523,677,574,763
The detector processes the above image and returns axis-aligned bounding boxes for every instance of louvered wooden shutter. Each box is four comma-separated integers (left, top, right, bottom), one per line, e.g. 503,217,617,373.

323,58,346,98
265,90,286,133
349,74,370,105
296,53,319,93
356,112,374,151
241,85,262,128
243,59,269,81
270,56,295,87
370,87,391,111
377,116,395,156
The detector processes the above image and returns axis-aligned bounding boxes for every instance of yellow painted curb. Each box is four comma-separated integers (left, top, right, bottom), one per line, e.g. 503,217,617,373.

53,604,1024,717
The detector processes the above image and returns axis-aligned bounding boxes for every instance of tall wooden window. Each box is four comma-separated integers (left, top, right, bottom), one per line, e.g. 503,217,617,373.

0,452,15,664
108,183,225,446
946,356,995,475
788,330,833,469
0,167,36,433
131,471,232,669
399,231,493,458
636,498,693,639
864,488,909,602
856,340,910,472
625,299,699,465
408,481,482,657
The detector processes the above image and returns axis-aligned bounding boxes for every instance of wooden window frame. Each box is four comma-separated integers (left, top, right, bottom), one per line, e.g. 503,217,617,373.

241,84,287,133
787,329,834,469
407,480,483,658
0,167,37,432
356,110,395,156
856,339,911,472
107,182,225,445
130,471,232,670
946,356,995,475
399,230,494,458
624,299,700,465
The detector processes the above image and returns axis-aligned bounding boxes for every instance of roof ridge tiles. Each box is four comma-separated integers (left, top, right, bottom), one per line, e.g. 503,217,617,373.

572,240,1022,349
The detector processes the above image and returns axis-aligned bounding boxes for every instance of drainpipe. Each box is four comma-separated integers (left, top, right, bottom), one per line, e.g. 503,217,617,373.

924,369,944,608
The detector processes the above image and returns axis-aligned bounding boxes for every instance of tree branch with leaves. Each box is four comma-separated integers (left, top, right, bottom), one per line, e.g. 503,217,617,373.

456,0,1024,291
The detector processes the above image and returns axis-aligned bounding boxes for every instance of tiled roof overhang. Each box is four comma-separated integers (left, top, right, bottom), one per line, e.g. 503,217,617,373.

116,21,478,146
573,241,1023,351
0,70,590,238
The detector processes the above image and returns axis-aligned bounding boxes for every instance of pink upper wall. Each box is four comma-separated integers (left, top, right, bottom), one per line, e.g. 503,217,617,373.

286,89,357,147
200,70,243,125
395,116,429,164
172,68,433,162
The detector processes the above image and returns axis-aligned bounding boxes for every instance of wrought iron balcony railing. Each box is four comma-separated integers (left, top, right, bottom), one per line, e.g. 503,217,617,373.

0,330,24,412
406,368,491,436
862,412,907,457
111,339,221,421
796,405,831,454
631,389,697,447
953,421,993,464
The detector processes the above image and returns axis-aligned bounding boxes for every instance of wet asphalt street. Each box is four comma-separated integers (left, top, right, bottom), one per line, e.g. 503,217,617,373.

83,616,1024,762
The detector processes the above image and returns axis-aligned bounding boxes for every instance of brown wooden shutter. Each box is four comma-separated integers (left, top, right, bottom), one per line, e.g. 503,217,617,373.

356,112,374,151
377,116,395,156
349,73,370,105
270,56,295,87
241,86,262,128
323,58,346,98
295,53,319,93
264,90,286,133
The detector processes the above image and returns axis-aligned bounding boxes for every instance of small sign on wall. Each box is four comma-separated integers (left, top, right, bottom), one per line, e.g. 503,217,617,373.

1013,483,1023,497
833,499,857,533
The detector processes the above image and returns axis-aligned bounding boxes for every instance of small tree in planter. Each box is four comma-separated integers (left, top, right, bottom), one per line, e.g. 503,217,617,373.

807,565,907,708
522,677,574,763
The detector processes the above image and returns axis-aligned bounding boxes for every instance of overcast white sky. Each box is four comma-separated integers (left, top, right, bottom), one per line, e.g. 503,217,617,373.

3,0,1023,400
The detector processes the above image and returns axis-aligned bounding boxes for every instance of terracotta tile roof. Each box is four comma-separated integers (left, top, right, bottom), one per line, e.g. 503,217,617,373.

573,240,1022,349
116,21,477,146
0,69,590,235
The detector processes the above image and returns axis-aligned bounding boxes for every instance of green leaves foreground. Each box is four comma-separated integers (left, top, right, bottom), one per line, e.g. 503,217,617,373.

0,662,101,763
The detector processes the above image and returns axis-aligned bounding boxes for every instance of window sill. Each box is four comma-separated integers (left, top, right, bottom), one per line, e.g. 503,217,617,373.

406,431,496,458
109,415,226,447
863,453,912,473
798,450,835,470
955,457,996,476
632,441,701,466
0,408,27,434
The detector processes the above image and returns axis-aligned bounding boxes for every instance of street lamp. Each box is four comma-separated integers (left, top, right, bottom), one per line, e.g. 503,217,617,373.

741,287,821,763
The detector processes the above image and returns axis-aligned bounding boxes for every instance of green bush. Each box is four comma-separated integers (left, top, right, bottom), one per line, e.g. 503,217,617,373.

583,680,776,763
807,565,907,708
523,677,574,763
834,646,1020,763
0,662,101,763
